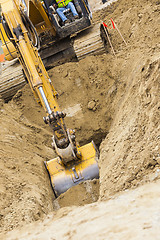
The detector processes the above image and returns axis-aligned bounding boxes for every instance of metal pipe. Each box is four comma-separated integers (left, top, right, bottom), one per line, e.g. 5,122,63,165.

39,86,52,114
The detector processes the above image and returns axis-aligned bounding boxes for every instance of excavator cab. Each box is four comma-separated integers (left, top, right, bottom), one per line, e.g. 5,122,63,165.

17,0,94,67
42,0,92,38
47,0,84,25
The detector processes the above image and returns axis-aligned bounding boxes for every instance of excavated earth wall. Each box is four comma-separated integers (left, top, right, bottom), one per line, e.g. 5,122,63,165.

0,0,160,238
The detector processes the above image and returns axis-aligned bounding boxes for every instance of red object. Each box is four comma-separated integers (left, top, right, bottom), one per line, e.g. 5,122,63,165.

102,22,111,29
110,18,115,29
0,54,5,62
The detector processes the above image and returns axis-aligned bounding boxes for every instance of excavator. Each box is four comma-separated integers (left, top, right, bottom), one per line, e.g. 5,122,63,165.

0,0,108,102
0,0,107,197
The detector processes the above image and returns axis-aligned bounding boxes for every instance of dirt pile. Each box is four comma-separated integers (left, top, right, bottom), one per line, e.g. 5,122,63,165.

3,180,160,240
0,99,54,232
100,56,160,199
0,0,160,238
97,0,160,199
53,179,99,210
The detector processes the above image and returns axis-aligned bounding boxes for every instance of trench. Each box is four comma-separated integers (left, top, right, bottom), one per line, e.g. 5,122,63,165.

1,0,160,236
0,23,117,232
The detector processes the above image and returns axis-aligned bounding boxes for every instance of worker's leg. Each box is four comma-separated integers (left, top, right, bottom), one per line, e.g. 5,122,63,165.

66,2,78,17
56,7,67,22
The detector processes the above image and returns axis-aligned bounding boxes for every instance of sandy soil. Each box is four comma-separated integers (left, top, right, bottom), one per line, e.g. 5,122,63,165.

2,180,160,240
0,0,160,238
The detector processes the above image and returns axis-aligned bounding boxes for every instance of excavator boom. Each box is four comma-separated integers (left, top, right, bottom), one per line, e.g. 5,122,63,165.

0,0,99,196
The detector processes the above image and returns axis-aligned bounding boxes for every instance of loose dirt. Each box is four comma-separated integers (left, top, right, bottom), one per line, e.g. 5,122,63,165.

0,0,160,238
2,180,160,240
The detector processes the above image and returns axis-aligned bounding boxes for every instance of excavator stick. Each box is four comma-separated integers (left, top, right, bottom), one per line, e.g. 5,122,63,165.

45,141,99,197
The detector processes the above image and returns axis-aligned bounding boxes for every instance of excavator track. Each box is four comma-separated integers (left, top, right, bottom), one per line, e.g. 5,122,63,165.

0,60,25,102
73,24,108,60
0,24,108,102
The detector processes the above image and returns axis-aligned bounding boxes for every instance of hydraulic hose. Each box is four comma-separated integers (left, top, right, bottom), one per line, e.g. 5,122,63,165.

21,11,40,50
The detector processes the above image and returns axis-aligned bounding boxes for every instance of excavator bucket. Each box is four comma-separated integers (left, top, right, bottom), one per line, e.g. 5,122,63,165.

44,141,99,197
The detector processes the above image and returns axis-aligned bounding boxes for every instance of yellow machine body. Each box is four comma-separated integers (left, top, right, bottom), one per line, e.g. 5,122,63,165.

26,0,56,36
0,23,17,61
45,141,99,197
0,0,55,62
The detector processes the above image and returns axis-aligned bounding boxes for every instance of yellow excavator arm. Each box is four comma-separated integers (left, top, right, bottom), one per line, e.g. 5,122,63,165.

0,0,99,197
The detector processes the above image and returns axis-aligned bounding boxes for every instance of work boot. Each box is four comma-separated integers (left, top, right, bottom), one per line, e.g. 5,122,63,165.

74,15,79,19
64,19,71,25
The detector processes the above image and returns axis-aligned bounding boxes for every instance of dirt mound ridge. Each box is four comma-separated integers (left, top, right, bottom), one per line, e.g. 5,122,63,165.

2,180,160,240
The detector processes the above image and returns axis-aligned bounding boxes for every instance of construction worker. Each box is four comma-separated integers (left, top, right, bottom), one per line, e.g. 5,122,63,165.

53,0,79,25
